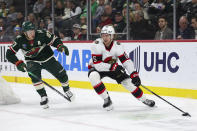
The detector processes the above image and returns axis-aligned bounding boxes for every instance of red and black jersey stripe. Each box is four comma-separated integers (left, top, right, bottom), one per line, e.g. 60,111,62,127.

92,54,102,64
118,52,130,64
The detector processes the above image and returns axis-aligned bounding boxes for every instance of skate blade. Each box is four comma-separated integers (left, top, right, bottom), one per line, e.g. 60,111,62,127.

104,105,113,111
41,104,49,109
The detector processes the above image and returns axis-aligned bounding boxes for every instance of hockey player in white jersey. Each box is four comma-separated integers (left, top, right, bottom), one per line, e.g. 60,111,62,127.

88,25,155,111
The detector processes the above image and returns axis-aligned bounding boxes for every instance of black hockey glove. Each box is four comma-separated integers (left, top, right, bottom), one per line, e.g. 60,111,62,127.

130,71,141,87
15,60,26,72
57,44,69,56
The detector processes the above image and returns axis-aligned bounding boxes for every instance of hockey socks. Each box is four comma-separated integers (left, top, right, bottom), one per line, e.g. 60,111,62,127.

93,82,113,110
36,88,47,97
93,82,108,99
131,87,143,99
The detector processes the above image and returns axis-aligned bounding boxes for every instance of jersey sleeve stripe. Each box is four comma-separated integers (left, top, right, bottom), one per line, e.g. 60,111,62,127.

92,54,102,57
93,61,102,64
92,54,102,64
118,53,130,64
9,46,16,54
48,36,57,46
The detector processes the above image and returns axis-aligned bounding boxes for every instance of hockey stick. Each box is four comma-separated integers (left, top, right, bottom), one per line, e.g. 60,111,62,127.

141,84,191,117
27,71,71,102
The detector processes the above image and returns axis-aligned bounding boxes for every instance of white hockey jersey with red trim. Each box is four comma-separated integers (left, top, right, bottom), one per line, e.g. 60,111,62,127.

89,38,135,74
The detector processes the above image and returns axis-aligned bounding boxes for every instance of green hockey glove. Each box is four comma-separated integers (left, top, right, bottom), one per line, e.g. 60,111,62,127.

57,44,69,56
15,60,26,72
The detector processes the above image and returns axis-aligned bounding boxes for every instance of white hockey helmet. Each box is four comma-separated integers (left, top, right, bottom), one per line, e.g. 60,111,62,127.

100,25,115,40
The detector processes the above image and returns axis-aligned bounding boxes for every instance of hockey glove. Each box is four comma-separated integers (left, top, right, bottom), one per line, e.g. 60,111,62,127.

15,60,26,72
130,71,141,87
57,44,69,56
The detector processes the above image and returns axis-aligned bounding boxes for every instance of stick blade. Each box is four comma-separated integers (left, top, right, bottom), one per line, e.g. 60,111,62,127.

182,112,191,117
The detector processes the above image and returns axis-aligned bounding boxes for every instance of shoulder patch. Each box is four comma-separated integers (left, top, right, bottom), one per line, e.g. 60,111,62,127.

116,41,121,45
94,40,99,44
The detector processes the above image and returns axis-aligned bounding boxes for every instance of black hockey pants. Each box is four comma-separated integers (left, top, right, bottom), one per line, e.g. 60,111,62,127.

26,57,68,84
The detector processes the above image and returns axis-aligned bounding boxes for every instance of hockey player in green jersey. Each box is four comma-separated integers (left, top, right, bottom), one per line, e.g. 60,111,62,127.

6,21,75,109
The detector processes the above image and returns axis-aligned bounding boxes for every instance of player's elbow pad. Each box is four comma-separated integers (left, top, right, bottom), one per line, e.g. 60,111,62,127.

6,49,18,64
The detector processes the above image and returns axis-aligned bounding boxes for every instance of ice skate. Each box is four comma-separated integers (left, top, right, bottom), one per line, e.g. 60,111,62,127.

40,96,49,109
103,97,113,111
143,99,155,107
65,90,75,102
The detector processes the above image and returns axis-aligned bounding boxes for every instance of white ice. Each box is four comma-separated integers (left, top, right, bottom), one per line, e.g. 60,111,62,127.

0,83,197,131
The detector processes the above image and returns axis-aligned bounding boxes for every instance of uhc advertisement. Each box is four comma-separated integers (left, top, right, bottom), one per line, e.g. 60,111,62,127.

0,41,197,98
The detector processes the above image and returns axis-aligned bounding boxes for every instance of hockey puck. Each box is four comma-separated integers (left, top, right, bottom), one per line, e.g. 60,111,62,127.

182,112,191,117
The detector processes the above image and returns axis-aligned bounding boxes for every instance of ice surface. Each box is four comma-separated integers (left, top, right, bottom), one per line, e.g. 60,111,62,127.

0,83,197,131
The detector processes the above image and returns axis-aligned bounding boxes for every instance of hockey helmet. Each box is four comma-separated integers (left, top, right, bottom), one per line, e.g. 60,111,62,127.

100,25,115,40
22,21,35,32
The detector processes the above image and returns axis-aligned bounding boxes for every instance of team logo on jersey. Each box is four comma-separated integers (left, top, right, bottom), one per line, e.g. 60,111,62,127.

129,46,140,72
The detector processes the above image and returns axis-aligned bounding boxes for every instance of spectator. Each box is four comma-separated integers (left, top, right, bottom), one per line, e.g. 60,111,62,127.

61,0,71,20
81,24,87,40
28,13,38,29
191,16,197,39
12,25,21,40
41,0,52,19
154,16,173,40
7,5,17,21
57,0,82,30
0,18,5,28
80,15,86,26
3,0,13,7
92,0,105,32
71,24,82,40
5,17,18,39
0,26,12,42
58,29,71,41
134,2,150,20
112,0,126,12
176,16,195,39
47,18,53,33
94,0,105,20
16,12,24,27
33,0,45,19
91,26,101,40
113,11,126,33
82,0,98,18
182,0,197,22
104,4,113,17
38,19,47,30
130,10,155,40
0,1,9,18
70,0,82,18
55,0,65,17
97,13,112,29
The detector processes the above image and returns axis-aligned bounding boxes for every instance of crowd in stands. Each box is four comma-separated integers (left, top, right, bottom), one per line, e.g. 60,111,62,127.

0,0,196,42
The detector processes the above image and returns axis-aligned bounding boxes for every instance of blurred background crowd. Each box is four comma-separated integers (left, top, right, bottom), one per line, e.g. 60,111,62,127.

0,0,196,42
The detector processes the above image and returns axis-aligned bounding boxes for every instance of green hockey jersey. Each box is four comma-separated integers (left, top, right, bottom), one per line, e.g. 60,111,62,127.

6,30,63,64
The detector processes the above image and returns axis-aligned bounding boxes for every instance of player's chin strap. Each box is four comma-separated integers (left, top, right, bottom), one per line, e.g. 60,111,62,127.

140,84,191,117
24,68,71,102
